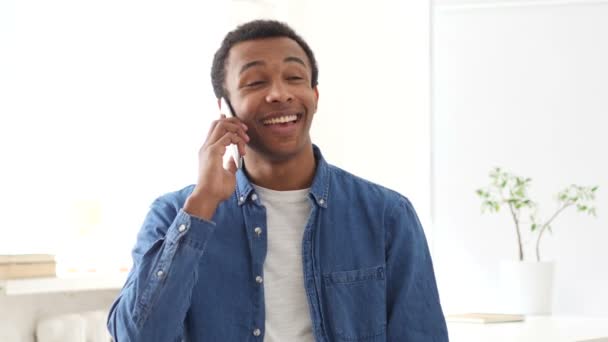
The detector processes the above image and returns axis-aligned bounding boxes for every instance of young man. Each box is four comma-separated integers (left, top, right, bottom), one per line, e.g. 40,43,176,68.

108,20,448,341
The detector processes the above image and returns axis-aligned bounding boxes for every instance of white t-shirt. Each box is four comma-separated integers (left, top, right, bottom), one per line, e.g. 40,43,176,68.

251,184,315,342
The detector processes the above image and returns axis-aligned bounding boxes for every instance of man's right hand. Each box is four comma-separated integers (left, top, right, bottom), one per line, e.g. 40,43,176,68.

184,114,249,220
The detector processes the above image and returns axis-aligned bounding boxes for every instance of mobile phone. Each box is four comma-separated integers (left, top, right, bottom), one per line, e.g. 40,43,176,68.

219,97,243,169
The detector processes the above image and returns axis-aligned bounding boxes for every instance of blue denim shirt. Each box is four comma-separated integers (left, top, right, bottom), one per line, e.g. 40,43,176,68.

107,145,448,342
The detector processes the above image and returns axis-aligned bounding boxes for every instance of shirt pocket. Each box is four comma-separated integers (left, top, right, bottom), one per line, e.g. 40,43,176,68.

323,265,387,341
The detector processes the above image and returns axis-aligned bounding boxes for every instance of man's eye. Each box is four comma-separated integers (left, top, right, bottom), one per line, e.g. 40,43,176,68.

287,76,303,81
245,81,264,87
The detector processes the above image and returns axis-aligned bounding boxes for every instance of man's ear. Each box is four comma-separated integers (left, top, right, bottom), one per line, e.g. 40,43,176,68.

313,86,319,111
217,98,221,109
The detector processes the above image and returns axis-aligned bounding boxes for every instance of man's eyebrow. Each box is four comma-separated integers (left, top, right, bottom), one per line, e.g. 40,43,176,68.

284,56,306,67
238,56,307,75
239,60,265,75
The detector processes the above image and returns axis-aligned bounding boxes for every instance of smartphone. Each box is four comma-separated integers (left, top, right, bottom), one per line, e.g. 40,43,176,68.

219,97,243,169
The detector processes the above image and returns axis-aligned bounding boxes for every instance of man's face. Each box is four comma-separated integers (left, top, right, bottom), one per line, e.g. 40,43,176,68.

224,37,319,162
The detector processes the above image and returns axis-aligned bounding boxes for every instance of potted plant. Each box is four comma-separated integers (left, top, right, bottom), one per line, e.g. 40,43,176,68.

476,167,598,314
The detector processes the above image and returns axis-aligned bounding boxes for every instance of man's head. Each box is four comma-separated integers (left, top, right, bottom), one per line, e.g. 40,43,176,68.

211,20,319,162
211,20,318,100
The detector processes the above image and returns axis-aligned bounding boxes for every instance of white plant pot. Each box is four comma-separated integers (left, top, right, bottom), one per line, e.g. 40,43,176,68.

499,260,555,315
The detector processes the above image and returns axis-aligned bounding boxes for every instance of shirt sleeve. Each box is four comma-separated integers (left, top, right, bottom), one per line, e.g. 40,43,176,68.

385,196,449,341
107,196,217,342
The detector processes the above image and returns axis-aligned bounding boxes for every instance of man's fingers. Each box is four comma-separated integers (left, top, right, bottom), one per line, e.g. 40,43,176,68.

224,121,249,144
222,116,247,129
205,119,220,142
236,139,247,157
226,157,238,174
210,131,245,153
205,119,249,148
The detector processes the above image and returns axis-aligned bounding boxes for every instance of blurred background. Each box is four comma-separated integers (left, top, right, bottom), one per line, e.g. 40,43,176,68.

0,0,606,341
433,0,607,318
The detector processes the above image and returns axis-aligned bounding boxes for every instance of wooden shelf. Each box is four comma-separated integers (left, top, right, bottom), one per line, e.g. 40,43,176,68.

0,274,127,296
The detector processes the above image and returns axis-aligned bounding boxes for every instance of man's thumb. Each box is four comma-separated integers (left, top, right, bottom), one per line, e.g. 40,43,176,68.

226,157,238,174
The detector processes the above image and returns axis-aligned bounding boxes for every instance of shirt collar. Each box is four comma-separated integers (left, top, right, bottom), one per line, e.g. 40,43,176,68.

235,144,330,208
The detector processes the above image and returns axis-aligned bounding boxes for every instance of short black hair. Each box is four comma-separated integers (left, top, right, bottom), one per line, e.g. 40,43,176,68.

211,19,319,100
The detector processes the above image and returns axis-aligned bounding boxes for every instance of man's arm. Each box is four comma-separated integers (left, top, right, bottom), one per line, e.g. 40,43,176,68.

107,197,216,342
106,112,249,341
385,196,448,341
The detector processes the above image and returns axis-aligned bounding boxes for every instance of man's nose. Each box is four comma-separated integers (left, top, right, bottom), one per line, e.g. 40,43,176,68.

265,80,293,103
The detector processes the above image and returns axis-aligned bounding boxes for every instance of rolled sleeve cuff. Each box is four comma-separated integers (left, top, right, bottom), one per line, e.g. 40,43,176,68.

166,209,217,248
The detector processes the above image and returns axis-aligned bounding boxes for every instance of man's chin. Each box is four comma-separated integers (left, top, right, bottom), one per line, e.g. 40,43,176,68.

249,141,311,163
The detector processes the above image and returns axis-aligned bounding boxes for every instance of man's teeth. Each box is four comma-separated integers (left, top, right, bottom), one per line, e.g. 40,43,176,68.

263,114,298,125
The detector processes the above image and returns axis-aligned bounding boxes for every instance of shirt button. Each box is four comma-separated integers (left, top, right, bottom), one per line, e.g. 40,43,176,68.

254,227,262,236
239,196,245,203
253,328,261,337
251,193,258,201
255,276,263,284
156,270,164,278
319,198,325,205
178,224,187,233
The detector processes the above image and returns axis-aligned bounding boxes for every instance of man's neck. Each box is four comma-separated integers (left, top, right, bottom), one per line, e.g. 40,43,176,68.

243,145,316,191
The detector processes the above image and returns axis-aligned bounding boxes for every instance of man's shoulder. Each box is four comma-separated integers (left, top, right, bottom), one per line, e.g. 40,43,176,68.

326,163,408,206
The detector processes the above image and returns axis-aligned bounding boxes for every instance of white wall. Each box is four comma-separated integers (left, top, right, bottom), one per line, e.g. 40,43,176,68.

0,0,432,255
433,0,608,315
0,0,230,258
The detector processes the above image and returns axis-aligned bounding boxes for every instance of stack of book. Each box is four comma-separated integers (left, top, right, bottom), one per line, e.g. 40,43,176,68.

0,254,56,279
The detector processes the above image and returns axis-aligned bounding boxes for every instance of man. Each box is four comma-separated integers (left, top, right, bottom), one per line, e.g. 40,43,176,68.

107,19,448,341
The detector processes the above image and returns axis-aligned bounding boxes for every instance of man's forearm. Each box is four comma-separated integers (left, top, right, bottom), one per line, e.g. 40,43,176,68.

107,208,217,341
184,192,220,221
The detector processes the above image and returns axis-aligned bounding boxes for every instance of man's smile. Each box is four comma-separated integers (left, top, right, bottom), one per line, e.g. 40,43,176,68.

259,112,304,135
261,113,302,126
